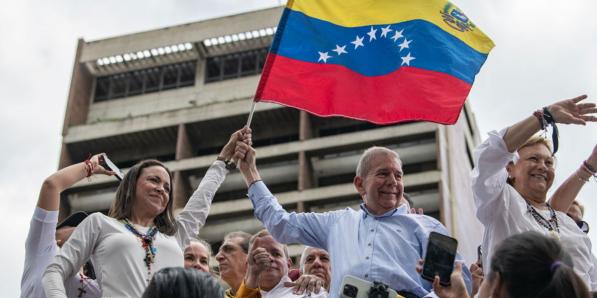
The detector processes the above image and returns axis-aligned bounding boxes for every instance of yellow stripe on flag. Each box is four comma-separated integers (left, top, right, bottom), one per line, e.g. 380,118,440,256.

287,0,494,54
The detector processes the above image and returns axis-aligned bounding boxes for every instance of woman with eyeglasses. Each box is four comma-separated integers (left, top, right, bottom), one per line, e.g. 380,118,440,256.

472,95,597,290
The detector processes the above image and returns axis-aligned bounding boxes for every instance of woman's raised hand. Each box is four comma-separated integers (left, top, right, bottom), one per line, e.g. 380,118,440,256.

220,127,252,161
547,95,597,125
89,154,116,176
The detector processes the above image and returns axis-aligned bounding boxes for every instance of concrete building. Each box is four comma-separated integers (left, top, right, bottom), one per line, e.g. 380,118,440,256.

58,6,484,263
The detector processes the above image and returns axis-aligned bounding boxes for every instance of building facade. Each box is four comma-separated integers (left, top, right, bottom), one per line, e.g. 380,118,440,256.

58,6,483,263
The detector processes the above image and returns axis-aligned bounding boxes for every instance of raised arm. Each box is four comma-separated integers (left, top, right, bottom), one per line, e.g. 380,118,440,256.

550,144,597,212
38,154,114,211
503,95,596,152
175,127,251,248
236,142,337,249
21,154,112,297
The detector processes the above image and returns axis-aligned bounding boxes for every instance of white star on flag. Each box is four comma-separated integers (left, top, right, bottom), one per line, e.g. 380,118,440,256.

332,45,347,55
351,35,364,49
401,52,415,65
380,25,392,38
318,51,331,63
367,26,377,41
391,29,404,42
398,38,412,51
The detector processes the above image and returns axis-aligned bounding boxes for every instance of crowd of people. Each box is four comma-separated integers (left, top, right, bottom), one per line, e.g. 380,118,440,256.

20,95,597,297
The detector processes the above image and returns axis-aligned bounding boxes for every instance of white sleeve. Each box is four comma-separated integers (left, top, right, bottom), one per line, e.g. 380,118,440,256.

42,213,102,298
471,129,516,225
21,207,58,297
175,160,227,248
590,254,597,291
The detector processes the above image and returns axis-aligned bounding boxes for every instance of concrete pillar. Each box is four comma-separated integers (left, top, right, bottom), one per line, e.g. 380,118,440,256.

173,124,194,209
61,38,93,136
297,111,314,212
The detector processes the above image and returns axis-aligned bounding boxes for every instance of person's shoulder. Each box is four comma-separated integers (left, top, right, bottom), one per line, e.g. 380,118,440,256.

408,213,445,229
87,212,109,220
84,212,115,225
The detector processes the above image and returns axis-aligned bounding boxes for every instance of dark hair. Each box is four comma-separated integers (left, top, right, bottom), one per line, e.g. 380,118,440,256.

142,267,224,298
108,160,177,235
489,231,590,298
224,231,252,254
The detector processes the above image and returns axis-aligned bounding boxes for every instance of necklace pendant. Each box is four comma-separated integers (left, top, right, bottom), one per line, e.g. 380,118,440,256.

549,230,560,240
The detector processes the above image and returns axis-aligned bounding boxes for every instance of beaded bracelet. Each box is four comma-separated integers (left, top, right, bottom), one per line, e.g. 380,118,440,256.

533,109,546,130
84,157,94,178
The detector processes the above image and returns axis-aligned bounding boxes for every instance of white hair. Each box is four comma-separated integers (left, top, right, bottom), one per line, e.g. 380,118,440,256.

355,146,401,178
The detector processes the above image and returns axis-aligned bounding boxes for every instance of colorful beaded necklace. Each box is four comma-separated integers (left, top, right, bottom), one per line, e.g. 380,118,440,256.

123,219,158,282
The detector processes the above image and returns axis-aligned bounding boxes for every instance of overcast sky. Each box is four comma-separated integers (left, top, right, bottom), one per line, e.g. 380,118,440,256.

1,0,596,296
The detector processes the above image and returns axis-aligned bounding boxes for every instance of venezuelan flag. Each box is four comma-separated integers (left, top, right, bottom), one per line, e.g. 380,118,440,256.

255,0,494,124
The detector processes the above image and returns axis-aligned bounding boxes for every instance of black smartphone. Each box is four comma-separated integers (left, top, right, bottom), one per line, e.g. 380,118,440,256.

477,245,483,268
99,154,124,181
421,231,458,286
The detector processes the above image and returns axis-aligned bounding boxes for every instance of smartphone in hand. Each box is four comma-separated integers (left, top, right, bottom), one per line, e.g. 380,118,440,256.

477,245,483,268
99,154,124,181
339,275,398,298
421,231,458,286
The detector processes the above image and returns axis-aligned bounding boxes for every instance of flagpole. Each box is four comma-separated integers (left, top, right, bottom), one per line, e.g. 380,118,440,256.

229,100,257,169
245,100,257,128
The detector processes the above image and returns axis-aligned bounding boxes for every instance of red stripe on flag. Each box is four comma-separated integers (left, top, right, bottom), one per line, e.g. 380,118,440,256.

256,54,473,125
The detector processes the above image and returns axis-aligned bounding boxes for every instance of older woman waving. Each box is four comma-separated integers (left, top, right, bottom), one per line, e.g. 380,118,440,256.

472,95,597,290
42,128,250,297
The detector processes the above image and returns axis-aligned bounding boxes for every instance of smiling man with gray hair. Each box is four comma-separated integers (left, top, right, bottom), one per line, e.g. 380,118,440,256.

234,144,472,297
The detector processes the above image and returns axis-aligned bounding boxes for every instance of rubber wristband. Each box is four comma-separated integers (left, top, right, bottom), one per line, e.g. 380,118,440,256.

248,179,262,189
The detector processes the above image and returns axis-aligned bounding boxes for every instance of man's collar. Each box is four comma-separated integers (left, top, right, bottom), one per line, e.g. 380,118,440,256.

359,203,408,219
260,275,292,295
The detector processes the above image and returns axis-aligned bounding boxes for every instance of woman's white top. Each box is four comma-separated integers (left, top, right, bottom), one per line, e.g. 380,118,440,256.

42,161,228,297
21,207,100,298
472,129,597,290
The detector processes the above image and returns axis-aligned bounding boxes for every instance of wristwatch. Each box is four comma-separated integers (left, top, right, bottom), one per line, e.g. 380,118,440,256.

217,156,237,170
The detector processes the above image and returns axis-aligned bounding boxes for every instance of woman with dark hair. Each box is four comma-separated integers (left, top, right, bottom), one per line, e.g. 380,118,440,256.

142,267,224,298
472,95,597,289
43,128,250,297
433,231,591,298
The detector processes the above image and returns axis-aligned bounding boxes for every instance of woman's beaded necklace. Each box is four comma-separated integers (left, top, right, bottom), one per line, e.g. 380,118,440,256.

123,219,158,282
526,202,560,240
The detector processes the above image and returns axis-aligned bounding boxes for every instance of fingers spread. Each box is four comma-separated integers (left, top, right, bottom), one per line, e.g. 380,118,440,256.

581,115,597,122
571,94,588,103
580,107,597,115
